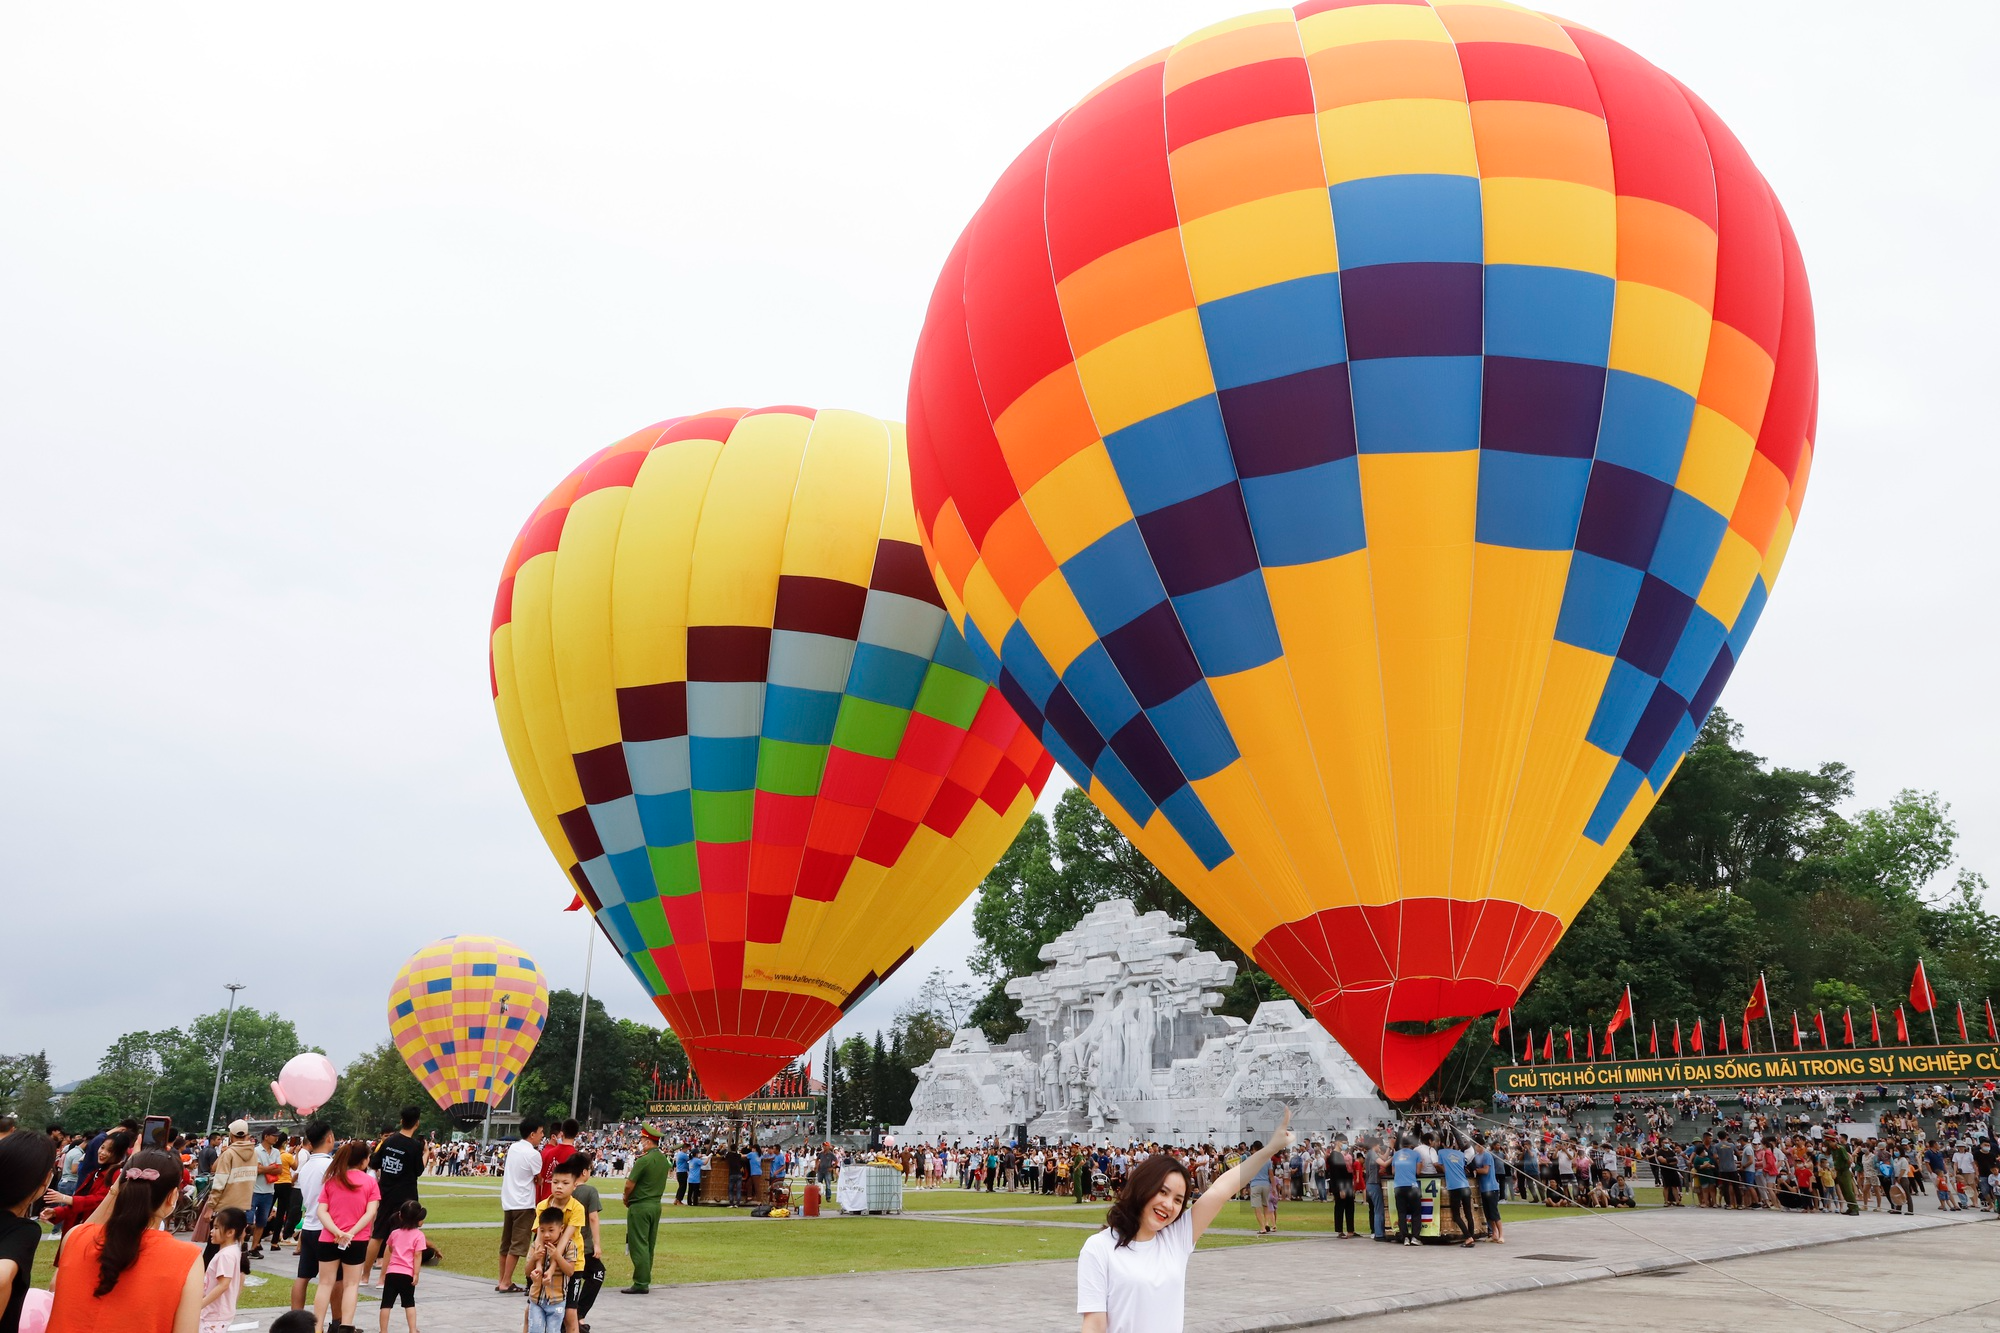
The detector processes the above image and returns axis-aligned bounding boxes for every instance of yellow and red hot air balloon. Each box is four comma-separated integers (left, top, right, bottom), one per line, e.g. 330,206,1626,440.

908,3,1815,1099
388,935,549,1126
490,407,1053,1101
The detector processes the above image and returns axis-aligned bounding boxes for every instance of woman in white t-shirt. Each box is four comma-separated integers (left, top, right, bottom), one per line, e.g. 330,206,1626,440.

1078,1109,1295,1333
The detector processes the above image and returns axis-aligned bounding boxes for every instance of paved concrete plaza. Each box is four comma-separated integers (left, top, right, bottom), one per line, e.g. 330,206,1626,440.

279,1202,1989,1332
1314,1220,2000,1333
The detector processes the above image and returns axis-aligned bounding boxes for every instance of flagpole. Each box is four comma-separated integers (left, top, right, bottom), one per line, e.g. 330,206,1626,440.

1627,986,1638,1062
1871,1002,1881,1048
1761,972,1778,1054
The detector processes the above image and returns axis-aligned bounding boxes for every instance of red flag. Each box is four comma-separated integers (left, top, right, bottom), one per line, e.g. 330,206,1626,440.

1608,987,1634,1035
1691,1018,1703,1054
1673,1019,1683,1055
1895,1006,1911,1044
1742,1017,1752,1052
1587,1026,1596,1061
564,893,585,912
1790,1011,1803,1049
1718,1017,1729,1054
1911,960,1938,1014
1493,1008,1511,1044
1543,1031,1554,1063
1649,1020,1659,1056
1843,1007,1855,1047
1745,974,1770,1022
1870,1005,1882,1046
1523,1030,1534,1064
1565,1028,1575,1062
1815,1010,1829,1047
1956,1000,1969,1044
1987,999,1997,1044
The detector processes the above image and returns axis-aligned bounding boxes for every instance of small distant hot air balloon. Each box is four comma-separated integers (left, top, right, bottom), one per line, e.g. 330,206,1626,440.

489,407,1053,1101
388,935,549,1126
270,1053,339,1116
908,4,1815,1100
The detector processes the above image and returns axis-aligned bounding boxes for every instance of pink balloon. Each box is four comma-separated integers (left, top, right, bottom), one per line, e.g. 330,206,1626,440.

272,1052,338,1115
20,1287,51,1333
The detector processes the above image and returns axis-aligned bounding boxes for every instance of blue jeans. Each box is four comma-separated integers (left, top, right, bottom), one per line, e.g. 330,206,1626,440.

526,1297,567,1333
1366,1185,1385,1237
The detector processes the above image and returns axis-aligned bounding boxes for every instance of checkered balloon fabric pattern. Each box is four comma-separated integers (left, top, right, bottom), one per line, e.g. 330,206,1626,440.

490,407,1054,1101
387,935,550,1123
907,1,1815,1100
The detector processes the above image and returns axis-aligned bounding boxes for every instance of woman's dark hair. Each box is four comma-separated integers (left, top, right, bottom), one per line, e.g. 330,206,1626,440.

95,1149,183,1297
102,1128,135,1161
397,1199,427,1227
1103,1153,1190,1249
211,1205,247,1238
323,1140,370,1193
0,1130,58,1210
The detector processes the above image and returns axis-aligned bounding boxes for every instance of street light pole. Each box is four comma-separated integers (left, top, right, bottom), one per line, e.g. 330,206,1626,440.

204,983,246,1135
570,918,596,1121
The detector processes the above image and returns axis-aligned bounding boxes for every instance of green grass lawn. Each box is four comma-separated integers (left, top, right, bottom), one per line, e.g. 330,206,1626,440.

427,1217,1253,1288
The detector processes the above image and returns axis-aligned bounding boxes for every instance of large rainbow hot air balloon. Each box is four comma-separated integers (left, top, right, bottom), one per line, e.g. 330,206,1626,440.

388,935,549,1126
908,2,1815,1099
490,407,1053,1101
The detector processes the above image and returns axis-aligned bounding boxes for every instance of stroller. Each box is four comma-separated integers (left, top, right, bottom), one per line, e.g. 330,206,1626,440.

1090,1170,1111,1201
168,1182,201,1234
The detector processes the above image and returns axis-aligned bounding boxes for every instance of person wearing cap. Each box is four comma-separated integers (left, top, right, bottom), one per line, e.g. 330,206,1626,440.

620,1125,668,1295
211,1121,261,1217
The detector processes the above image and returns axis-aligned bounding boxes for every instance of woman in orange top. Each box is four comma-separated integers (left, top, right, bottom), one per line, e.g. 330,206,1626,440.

46,1149,203,1333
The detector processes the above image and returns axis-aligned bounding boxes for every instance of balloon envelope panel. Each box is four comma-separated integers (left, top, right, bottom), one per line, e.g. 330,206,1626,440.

387,934,550,1118
907,3,1815,1099
491,408,1053,1101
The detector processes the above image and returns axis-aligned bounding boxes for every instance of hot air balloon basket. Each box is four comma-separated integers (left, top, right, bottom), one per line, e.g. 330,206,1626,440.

446,1102,491,1130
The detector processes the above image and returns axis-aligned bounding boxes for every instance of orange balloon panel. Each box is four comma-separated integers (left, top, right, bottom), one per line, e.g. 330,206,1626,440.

491,407,1053,1100
906,5,1814,1098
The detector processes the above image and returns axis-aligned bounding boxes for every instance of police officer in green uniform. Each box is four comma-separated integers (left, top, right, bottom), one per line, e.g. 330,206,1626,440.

621,1123,670,1294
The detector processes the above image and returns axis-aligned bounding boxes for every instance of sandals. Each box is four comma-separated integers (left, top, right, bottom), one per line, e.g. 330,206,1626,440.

495,1284,523,1294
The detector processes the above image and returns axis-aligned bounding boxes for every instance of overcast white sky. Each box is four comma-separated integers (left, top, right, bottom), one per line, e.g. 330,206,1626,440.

5,1,1996,1086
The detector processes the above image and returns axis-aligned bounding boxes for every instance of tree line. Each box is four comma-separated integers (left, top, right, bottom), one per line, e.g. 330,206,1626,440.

8,988,694,1138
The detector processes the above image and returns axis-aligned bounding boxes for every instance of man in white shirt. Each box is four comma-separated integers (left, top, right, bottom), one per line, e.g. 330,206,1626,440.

288,1120,335,1313
497,1118,546,1292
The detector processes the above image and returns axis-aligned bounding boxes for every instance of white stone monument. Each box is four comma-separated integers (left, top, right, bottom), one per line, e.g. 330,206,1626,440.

892,900,1388,1144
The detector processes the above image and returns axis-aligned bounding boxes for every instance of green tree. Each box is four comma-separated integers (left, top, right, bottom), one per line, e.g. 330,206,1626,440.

1420,711,1999,1105
0,1052,55,1131
868,1032,895,1131
516,989,628,1123
59,1009,305,1133
833,1035,873,1132
333,1042,450,1139
614,1021,687,1118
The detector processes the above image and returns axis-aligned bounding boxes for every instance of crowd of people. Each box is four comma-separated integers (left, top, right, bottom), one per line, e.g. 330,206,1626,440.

0,1076,1991,1333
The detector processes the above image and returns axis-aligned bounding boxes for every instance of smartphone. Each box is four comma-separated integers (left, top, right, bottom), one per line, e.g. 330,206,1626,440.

143,1115,172,1152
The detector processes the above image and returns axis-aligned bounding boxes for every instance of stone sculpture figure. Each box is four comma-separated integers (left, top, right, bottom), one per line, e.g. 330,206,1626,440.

890,900,1389,1143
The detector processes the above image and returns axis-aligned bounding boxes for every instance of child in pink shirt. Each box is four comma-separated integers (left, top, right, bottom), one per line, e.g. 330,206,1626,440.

199,1206,245,1333
378,1200,428,1332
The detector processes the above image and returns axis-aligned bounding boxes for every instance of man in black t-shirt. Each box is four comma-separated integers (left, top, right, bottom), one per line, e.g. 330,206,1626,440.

361,1106,428,1288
